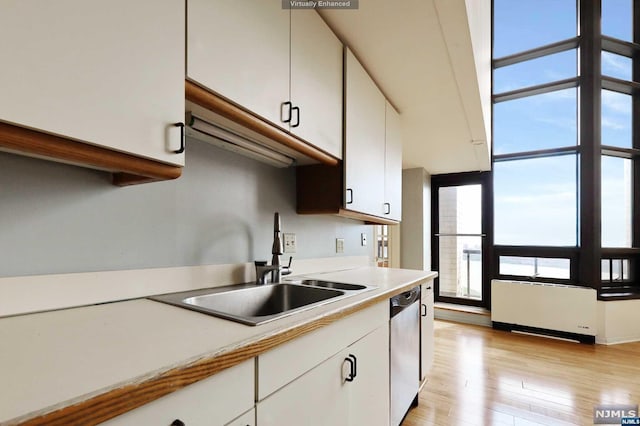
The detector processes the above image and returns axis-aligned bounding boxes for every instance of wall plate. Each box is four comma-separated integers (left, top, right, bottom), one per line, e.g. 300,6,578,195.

284,233,296,253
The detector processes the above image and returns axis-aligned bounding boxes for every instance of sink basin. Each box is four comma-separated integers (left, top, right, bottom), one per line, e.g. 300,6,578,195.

299,280,367,291
150,283,348,326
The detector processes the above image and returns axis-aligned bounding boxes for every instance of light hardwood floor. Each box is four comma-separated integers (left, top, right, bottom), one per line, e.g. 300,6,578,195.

404,321,640,426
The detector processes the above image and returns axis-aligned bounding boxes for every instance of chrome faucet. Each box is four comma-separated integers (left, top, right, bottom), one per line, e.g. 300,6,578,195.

254,212,292,284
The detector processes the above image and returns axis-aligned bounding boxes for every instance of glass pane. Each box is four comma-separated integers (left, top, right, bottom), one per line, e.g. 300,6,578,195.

601,259,611,281
602,52,632,81
602,156,633,248
438,185,482,234
499,256,570,279
494,155,577,246
494,89,577,155
601,259,631,282
493,0,576,58
438,236,482,300
601,90,632,148
602,0,633,42
494,50,576,94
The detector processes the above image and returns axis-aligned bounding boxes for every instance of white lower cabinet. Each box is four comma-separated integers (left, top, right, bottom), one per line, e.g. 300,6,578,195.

256,325,389,426
102,359,254,426
226,408,255,426
420,281,435,380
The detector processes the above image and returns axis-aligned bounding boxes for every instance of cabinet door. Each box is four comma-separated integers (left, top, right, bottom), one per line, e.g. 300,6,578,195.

0,0,185,166
384,102,403,221
226,408,255,426
420,282,435,380
290,10,343,159
256,350,349,426
102,359,254,425
187,0,289,130
344,48,386,216
348,325,390,426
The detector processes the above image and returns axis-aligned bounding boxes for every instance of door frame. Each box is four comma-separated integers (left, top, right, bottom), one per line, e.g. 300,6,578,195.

431,171,493,308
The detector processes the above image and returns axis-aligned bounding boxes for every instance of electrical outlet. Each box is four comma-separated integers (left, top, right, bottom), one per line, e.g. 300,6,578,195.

336,238,345,253
361,233,367,246
284,233,296,253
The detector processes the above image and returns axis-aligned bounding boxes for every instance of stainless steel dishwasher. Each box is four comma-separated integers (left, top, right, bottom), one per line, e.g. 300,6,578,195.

390,286,421,426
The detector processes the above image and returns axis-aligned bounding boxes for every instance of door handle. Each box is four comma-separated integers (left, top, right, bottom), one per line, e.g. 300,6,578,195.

282,101,293,123
344,354,357,382
173,122,185,154
291,106,300,128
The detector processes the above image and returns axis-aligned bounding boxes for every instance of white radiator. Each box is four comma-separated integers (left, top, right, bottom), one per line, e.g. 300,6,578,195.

491,280,597,338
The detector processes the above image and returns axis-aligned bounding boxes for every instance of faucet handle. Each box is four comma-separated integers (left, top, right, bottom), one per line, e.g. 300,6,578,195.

286,256,293,268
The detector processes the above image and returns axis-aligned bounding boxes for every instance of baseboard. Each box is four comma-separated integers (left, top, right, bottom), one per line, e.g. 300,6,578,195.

493,321,595,344
434,304,491,327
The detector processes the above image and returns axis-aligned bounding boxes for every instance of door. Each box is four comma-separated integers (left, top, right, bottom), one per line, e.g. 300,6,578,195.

432,173,491,307
384,101,403,221
0,0,185,166
290,10,343,158
344,48,386,217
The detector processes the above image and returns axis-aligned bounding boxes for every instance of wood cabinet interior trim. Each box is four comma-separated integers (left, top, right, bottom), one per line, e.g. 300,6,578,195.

19,279,431,426
0,122,182,185
185,80,339,167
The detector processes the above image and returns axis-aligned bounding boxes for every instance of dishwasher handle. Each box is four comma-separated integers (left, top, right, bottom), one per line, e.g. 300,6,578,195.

390,286,420,318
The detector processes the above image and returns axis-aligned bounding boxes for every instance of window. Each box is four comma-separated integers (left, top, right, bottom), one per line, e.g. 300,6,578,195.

493,0,576,57
602,0,633,42
493,50,576,93
601,156,633,248
493,88,577,155
500,256,571,280
492,0,640,294
494,156,577,246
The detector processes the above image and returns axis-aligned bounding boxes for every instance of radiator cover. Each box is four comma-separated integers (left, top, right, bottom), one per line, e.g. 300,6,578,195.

491,280,597,341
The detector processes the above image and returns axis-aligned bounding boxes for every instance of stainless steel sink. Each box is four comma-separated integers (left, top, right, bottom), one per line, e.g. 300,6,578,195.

149,280,374,326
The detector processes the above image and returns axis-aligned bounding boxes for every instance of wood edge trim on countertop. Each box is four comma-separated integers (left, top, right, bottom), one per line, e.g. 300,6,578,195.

0,121,182,185
184,80,339,167
19,274,436,426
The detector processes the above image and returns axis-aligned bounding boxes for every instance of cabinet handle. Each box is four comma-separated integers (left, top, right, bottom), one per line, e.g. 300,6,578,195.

173,122,185,154
291,106,300,128
282,101,293,123
171,420,185,426
422,303,427,317
344,354,357,382
384,202,391,215
346,188,353,204
426,286,432,290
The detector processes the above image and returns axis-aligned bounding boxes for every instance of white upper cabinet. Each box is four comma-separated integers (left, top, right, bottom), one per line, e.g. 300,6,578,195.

290,10,343,158
0,0,185,166
344,48,386,217
187,0,289,129
384,102,403,221
187,2,343,159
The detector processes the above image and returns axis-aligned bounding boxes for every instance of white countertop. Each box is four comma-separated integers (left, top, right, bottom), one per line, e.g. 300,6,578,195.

0,267,436,424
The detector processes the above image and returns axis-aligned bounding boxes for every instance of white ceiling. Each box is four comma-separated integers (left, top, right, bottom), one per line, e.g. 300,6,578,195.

320,0,491,175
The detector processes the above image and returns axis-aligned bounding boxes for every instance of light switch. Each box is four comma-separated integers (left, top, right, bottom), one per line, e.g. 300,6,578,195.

336,238,345,253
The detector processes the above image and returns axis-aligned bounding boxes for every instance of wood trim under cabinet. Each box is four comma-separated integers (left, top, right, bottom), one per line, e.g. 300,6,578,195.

19,277,431,426
0,121,182,185
185,80,339,167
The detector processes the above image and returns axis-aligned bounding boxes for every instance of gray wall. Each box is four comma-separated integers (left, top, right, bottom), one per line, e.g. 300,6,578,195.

0,138,373,277
400,168,431,271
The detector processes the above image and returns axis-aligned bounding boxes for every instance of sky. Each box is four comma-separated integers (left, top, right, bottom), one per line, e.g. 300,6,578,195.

491,0,633,248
